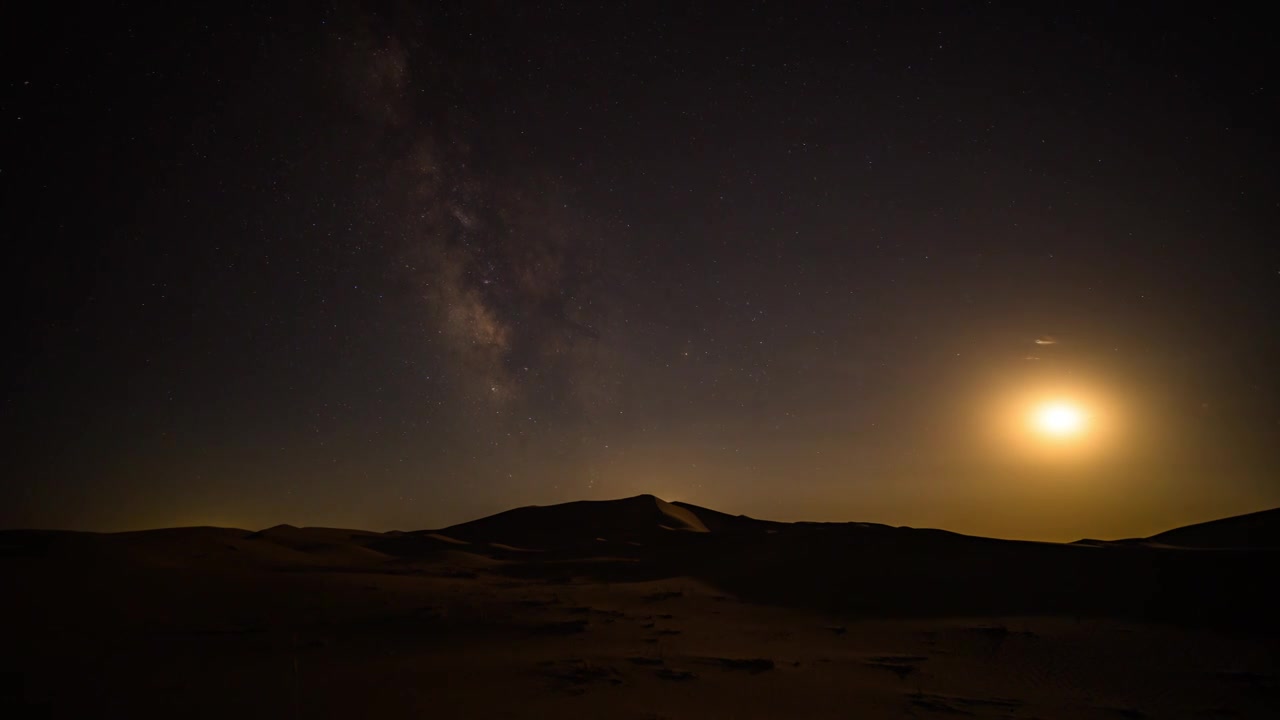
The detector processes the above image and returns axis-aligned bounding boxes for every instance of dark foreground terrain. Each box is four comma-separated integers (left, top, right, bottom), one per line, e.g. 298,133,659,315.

4,496,1278,718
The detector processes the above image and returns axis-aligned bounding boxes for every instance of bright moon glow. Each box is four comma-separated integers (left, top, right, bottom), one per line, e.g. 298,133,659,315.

1033,402,1086,436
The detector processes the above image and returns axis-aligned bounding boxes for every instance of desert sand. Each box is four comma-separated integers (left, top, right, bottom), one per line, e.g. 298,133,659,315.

4,496,1277,718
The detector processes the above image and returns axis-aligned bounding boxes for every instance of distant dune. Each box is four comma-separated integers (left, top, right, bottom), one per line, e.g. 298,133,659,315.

1071,507,1280,549
1144,507,1280,548
7,495,1274,627
5,496,1278,718
437,494,709,546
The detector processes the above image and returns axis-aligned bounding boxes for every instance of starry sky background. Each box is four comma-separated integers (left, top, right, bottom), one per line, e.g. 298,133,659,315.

6,2,1278,540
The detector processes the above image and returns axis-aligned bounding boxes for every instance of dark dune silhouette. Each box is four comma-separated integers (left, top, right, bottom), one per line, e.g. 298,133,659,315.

408,495,1279,629
5,497,1278,627
437,494,709,546
1144,507,1280,548
4,497,1277,718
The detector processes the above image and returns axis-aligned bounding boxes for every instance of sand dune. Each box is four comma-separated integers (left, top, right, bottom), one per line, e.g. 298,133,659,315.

1144,507,1280,548
4,497,1277,718
437,494,709,546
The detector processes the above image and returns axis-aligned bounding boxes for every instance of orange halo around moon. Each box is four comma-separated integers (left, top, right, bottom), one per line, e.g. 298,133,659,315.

974,381,1119,465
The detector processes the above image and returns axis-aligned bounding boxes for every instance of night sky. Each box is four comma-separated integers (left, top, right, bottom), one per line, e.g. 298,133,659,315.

7,2,1278,540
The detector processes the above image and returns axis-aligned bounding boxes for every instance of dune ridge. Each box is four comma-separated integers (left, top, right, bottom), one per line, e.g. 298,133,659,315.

5,496,1277,629
5,496,1278,718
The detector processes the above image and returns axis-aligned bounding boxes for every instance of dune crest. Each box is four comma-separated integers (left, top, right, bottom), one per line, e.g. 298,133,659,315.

1145,507,1280,549
435,494,709,547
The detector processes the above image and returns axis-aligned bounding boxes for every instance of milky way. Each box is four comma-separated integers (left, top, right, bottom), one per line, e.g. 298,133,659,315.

334,24,618,426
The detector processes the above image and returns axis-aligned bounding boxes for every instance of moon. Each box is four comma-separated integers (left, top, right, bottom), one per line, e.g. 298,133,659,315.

1032,402,1086,437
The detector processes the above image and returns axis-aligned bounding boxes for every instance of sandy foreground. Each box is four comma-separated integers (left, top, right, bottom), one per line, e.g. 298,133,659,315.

4,499,1277,718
